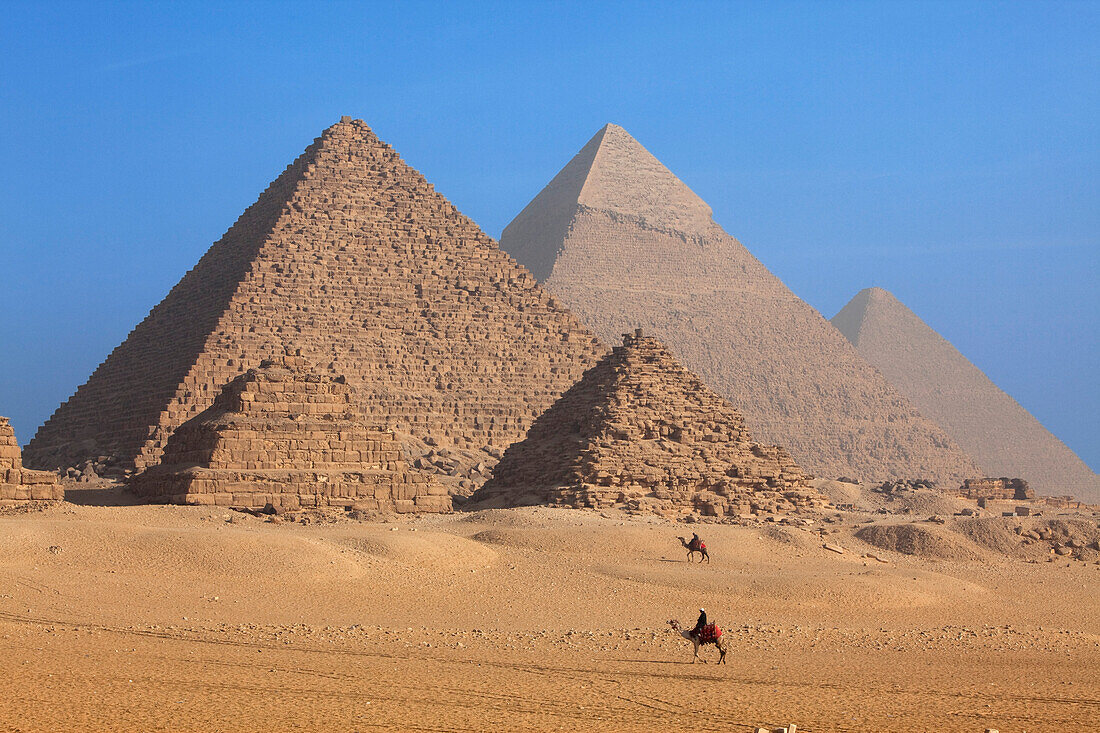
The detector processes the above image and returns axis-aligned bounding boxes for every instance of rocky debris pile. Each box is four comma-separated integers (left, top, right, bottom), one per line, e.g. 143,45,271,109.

63,455,129,482
402,439,504,496
0,417,63,502
958,477,1034,501
473,330,826,518
873,478,937,494
1013,520,1100,562
25,116,604,479
129,357,449,512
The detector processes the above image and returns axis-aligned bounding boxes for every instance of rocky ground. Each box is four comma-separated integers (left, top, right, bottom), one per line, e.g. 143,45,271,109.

1,480,1098,732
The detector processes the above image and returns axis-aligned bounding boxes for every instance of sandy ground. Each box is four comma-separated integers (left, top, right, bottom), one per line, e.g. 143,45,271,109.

2,487,1099,732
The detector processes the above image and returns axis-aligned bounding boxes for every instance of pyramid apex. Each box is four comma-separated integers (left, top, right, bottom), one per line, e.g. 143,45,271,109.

576,124,715,233
861,286,898,301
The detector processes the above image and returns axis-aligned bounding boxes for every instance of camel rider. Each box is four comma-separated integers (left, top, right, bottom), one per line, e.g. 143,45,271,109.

691,608,707,638
690,532,702,551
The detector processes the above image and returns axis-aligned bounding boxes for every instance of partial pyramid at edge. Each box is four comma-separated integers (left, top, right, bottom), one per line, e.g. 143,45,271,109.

500,123,982,486
832,287,1100,503
473,330,824,517
26,117,606,477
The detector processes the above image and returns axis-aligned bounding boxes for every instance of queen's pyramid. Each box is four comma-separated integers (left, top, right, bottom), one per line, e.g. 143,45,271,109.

832,287,1100,503
473,329,825,518
500,123,982,485
25,117,605,475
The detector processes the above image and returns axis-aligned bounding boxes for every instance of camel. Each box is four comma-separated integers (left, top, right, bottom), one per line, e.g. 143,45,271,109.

667,618,727,664
677,536,710,563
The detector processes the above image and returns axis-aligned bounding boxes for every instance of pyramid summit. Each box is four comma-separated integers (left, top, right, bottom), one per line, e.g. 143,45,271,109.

473,330,824,517
499,124,983,486
502,124,718,281
832,287,1100,503
25,117,605,478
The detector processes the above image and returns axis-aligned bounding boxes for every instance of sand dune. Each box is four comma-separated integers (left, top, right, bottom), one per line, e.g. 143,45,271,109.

2,492,1098,731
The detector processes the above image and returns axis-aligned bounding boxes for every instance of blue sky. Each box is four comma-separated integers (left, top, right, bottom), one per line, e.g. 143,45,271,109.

1,1,1097,469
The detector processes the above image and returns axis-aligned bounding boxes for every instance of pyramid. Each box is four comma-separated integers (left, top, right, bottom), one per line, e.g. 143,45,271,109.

0,417,63,502
500,124,982,485
473,330,825,517
25,117,606,477
129,357,448,511
832,287,1100,502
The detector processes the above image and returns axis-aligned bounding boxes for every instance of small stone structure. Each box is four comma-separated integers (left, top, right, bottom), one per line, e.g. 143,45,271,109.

473,331,824,517
0,417,63,502
129,357,449,512
957,477,1034,501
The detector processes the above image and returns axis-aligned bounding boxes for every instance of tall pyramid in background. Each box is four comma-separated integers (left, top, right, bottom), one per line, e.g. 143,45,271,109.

501,124,982,485
25,117,605,475
832,287,1100,503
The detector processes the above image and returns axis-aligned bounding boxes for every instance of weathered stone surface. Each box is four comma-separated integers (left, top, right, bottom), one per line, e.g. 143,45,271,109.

957,477,1034,502
0,417,63,502
25,118,605,477
832,287,1099,502
500,124,981,486
473,331,825,517
129,357,445,511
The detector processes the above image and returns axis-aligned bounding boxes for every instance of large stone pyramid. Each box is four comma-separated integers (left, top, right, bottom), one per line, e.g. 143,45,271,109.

832,287,1100,502
500,124,981,485
25,117,605,476
473,330,824,517
129,357,448,511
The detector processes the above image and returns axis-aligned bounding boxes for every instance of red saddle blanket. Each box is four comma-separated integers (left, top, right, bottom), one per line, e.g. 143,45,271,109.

698,623,721,643
690,539,706,551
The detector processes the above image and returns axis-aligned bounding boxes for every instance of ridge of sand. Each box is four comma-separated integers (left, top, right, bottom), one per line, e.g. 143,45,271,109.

2,494,1098,731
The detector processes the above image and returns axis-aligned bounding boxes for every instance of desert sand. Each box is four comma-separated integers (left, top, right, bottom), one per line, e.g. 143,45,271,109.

2,483,1098,733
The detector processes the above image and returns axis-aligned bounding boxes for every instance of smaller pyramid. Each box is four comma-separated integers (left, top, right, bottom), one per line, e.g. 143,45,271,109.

473,330,824,517
129,357,448,512
0,417,63,502
832,287,1100,503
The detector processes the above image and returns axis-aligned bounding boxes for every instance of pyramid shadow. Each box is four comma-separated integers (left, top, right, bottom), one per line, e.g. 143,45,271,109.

62,483,143,506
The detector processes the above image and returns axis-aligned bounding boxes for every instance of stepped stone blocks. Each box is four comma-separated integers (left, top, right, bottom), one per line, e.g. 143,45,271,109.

473,331,825,517
129,357,448,511
0,417,63,502
25,118,605,480
956,478,1033,502
500,123,982,486
832,287,1100,503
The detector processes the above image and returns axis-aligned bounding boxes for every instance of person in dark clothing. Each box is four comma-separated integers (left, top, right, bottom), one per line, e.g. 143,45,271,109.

690,532,701,551
691,608,707,638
